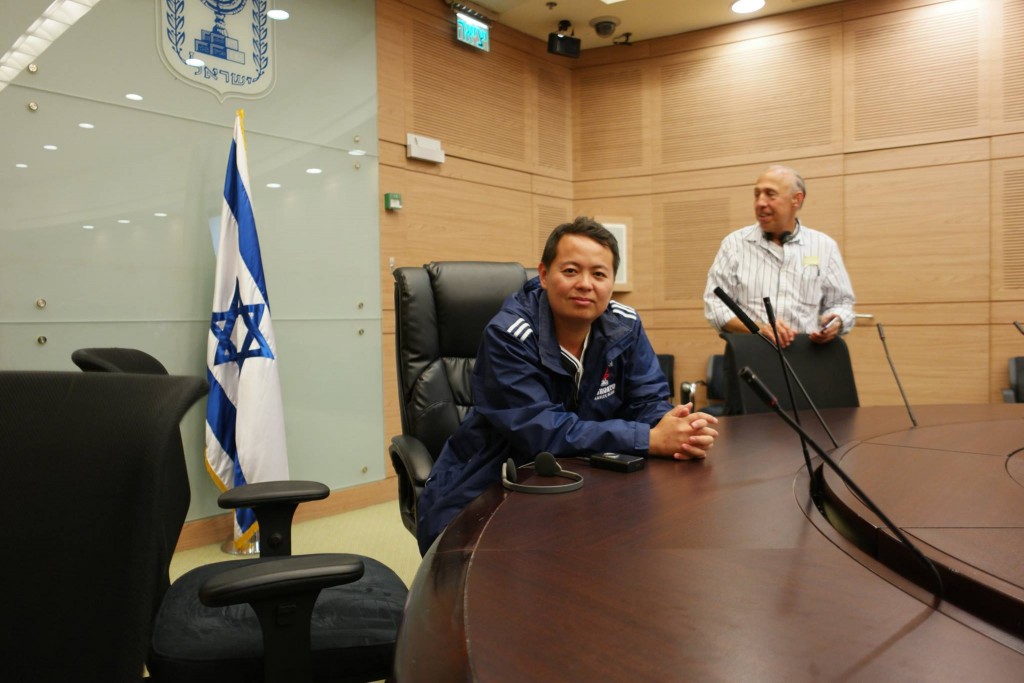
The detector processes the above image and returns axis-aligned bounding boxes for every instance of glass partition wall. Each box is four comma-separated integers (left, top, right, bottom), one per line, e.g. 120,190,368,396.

0,0,383,520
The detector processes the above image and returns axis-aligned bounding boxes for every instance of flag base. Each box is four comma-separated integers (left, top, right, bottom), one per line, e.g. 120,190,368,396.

220,531,260,556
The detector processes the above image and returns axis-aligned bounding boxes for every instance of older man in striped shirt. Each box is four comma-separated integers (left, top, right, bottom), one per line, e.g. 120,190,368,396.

703,165,856,349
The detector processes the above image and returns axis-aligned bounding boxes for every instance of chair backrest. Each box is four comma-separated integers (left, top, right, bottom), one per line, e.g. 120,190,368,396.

722,333,859,415
72,347,170,374
1010,357,1024,403
393,261,531,457
656,354,675,403
0,371,207,680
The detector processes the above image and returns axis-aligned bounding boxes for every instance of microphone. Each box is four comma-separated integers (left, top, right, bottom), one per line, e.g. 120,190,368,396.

764,297,814,482
714,286,839,447
713,286,759,334
876,324,917,428
740,367,944,598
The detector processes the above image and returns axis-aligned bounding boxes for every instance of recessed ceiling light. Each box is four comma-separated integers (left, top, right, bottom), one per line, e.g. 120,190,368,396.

78,122,94,129
348,149,367,156
43,144,57,150
82,224,95,230
153,212,168,217
306,168,322,174
117,219,130,224
125,93,143,101
267,9,289,20
266,182,282,188
185,57,204,67
15,163,27,168
731,0,765,14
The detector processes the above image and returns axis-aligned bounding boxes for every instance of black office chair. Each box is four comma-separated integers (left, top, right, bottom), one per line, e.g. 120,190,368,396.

72,346,170,374
1,371,207,680
70,348,408,683
1004,357,1024,403
721,333,859,415
390,262,532,537
656,354,676,403
681,354,728,416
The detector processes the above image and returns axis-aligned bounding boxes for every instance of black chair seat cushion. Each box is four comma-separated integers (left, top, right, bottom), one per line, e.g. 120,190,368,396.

149,557,407,682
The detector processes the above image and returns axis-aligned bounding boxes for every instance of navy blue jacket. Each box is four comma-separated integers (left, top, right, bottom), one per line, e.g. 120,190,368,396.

416,278,672,554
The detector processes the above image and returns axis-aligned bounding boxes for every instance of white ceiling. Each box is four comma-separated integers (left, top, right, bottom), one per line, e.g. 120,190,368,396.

469,0,844,51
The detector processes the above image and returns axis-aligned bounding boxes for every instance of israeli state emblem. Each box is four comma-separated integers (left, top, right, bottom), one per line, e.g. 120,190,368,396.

158,0,276,101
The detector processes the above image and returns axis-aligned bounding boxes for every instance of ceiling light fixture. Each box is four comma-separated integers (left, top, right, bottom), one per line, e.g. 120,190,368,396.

78,122,94,129
125,93,143,101
185,57,204,67
0,0,101,95
267,9,289,20
731,0,765,14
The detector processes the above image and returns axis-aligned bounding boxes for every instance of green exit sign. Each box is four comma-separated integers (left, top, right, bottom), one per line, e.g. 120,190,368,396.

456,13,489,52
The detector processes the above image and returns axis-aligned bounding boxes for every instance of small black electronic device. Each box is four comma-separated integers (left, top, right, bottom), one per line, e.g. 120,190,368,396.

589,452,645,473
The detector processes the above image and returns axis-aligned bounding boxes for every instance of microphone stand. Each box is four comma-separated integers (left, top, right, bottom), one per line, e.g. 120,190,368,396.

876,323,917,428
764,297,815,485
741,367,944,599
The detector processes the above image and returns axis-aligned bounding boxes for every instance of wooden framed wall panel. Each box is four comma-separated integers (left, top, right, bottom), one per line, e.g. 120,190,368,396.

651,25,843,174
651,188,743,311
846,324,990,405
991,157,1024,301
572,63,651,181
843,162,990,306
535,64,572,175
843,1,989,153
990,0,1024,136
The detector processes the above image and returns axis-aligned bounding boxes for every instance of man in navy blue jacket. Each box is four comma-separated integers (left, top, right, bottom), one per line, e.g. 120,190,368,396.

416,217,720,555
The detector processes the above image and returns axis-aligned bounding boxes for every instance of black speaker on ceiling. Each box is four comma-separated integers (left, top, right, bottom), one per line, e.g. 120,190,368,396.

547,32,580,58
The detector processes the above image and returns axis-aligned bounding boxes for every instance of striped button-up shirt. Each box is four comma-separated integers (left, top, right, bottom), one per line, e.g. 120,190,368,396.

703,222,856,334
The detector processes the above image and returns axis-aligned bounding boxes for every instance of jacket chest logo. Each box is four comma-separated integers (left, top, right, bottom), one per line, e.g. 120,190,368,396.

595,365,616,400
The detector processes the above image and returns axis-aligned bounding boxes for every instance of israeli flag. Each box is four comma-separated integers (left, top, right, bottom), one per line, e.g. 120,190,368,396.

206,110,289,549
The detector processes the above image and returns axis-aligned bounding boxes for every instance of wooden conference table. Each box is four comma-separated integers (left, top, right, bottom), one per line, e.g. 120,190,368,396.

394,405,1024,681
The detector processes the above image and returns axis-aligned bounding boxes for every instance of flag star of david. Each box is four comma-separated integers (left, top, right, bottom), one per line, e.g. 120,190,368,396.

210,279,276,368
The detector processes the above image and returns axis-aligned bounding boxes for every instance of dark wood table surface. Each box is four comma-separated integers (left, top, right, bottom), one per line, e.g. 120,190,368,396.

395,405,1024,682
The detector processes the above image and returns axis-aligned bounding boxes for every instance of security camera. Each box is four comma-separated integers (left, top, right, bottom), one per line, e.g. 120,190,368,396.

589,16,620,38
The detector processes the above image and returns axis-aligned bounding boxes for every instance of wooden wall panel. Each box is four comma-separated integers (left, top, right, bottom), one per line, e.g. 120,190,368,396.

844,1,987,152
536,65,572,173
991,157,1024,299
573,65,648,178
844,162,990,305
654,26,843,172
846,324,990,405
534,200,572,261
993,0,1024,135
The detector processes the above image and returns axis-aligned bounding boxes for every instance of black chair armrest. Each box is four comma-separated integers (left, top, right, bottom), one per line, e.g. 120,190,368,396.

218,480,330,509
218,481,330,557
199,554,366,683
198,554,365,606
388,435,433,485
389,435,434,536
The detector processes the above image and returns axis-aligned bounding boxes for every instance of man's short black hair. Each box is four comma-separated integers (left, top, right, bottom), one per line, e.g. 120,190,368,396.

541,216,620,275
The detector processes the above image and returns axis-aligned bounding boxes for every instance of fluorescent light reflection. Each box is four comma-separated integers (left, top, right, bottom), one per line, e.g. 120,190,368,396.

267,9,289,20
305,168,322,174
